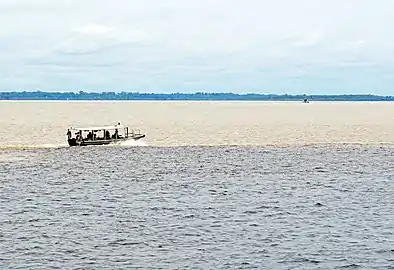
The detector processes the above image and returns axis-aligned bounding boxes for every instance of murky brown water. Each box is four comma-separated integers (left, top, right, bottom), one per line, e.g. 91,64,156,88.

0,101,394,148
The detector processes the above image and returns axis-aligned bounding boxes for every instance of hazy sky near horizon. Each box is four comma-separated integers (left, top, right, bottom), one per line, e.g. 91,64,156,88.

1,0,394,94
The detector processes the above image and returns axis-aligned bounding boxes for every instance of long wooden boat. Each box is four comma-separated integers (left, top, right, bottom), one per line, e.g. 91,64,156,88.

66,122,145,146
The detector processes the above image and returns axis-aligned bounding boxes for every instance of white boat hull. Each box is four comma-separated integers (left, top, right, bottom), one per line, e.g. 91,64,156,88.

68,134,145,146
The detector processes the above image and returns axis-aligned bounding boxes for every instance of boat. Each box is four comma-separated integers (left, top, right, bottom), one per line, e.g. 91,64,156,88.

66,122,145,146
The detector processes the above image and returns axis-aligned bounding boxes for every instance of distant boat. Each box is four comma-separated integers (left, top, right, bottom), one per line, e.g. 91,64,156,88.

66,122,145,146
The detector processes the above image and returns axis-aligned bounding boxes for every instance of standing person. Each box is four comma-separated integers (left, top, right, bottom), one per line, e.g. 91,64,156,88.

66,129,72,139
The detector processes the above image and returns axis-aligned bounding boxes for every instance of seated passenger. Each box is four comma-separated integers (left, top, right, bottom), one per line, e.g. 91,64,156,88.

112,129,119,139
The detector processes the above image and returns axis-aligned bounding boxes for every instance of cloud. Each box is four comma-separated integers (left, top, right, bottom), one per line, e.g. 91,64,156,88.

289,33,325,48
72,24,115,36
1,0,394,94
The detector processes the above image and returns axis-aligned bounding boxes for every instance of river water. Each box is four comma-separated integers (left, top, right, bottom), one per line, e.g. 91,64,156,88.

0,101,393,269
0,101,394,148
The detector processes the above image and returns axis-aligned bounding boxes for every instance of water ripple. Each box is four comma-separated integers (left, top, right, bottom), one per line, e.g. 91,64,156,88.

0,145,393,269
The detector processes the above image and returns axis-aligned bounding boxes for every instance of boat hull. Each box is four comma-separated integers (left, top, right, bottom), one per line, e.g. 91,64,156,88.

67,134,145,147
68,138,78,146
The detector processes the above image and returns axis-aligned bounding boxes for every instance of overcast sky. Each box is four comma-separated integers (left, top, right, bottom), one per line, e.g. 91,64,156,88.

1,0,394,94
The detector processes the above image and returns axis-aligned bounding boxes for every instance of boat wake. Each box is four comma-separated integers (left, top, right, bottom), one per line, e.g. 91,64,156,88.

0,140,148,150
0,143,69,151
113,139,148,147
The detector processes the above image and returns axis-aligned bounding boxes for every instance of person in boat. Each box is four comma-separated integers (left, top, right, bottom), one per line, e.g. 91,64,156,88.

112,129,119,139
87,132,94,140
66,129,72,139
76,130,82,141
105,130,110,140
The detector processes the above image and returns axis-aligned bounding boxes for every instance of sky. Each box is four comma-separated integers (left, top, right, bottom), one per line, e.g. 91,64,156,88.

1,0,394,95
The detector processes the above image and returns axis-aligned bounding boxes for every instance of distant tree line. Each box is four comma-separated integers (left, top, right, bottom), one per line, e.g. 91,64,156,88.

0,91,393,101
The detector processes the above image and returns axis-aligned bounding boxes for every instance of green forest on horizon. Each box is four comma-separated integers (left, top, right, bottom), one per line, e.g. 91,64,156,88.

0,91,393,101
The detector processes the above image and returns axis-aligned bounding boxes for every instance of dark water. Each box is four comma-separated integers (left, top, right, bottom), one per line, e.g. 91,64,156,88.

1,145,393,269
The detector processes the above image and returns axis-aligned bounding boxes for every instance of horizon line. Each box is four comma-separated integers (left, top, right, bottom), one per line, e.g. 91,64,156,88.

0,90,393,97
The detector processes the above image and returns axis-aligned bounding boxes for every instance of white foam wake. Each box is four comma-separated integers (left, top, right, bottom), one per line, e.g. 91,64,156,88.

0,143,69,150
114,139,148,147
